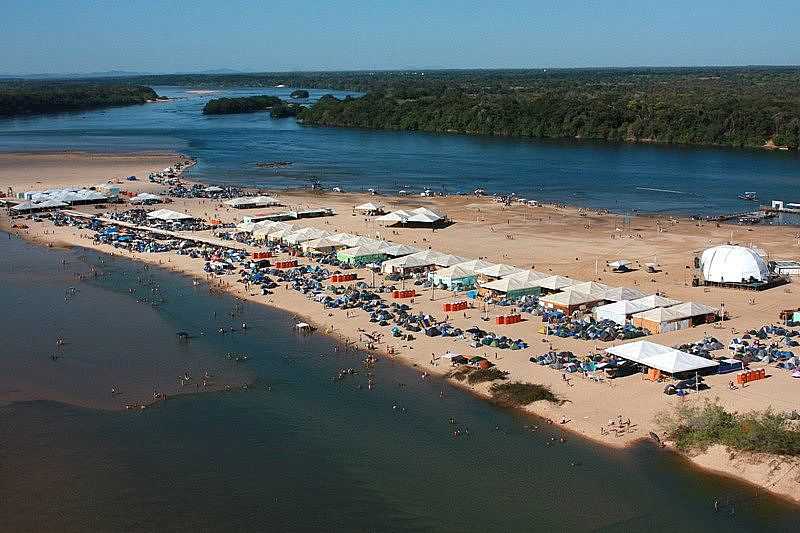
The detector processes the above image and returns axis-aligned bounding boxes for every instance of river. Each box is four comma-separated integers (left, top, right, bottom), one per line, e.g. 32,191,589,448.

0,234,798,532
0,86,798,216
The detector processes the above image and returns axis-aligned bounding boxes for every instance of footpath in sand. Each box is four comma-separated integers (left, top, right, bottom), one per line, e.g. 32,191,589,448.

2,151,800,503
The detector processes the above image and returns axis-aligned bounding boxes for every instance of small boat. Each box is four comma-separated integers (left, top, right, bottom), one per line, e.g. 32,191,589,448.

738,191,758,201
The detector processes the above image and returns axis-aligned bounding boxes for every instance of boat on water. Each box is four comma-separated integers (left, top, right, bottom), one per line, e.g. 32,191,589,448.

738,191,758,201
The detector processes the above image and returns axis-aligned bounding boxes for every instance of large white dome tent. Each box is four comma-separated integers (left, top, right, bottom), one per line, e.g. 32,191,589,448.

699,245,770,284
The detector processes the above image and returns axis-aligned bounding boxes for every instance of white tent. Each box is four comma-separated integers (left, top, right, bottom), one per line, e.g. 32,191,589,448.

376,210,411,224
251,221,293,239
224,196,280,208
380,243,420,257
476,263,525,279
11,199,68,212
630,295,680,309
602,287,647,302
480,276,543,296
354,202,385,213
564,281,611,298
301,236,344,253
501,270,550,282
540,290,602,308
700,245,770,284
284,227,331,245
381,250,463,274
407,206,445,224
594,300,651,324
537,275,578,291
668,302,718,318
203,186,224,193
146,209,194,221
129,193,162,205
605,341,719,374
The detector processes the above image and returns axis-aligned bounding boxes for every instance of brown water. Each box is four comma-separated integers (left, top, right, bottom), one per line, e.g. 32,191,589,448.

0,233,798,532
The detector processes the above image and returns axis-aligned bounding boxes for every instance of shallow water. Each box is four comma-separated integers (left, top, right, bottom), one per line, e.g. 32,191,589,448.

0,235,797,532
0,86,798,216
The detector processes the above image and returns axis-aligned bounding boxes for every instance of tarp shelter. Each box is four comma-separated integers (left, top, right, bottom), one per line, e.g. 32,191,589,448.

224,196,280,209
146,209,195,221
536,275,578,292
605,341,719,375
539,290,605,316
476,263,525,281
336,244,389,266
129,193,163,205
594,300,651,325
602,287,647,302
354,202,385,214
479,276,543,298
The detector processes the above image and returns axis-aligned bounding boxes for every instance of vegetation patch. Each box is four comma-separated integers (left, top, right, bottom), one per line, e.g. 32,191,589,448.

488,382,560,406
448,366,474,382
657,400,800,456
202,95,283,115
466,367,509,385
0,82,159,116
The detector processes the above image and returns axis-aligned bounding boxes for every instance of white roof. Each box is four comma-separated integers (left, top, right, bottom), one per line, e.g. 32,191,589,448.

129,193,162,204
224,196,279,207
595,299,651,317
338,235,380,248
146,209,194,221
501,270,550,282
668,301,718,317
700,245,770,283
606,341,719,373
564,281,611,298
410,207,445,219
11,199,67,211
449,259,496,274
537,275,578,290
540,290,603,306
476,263,525,278
481,276,542,294
301,237,343,252
602,287,648,302
203,186,224,193
355,202,384,211
608,260,631,268
376,210,411,223
630,295,680,309
284,227,331,245
340,243,388,257
630,306,685,323
381,243,421,257
434,264,477,281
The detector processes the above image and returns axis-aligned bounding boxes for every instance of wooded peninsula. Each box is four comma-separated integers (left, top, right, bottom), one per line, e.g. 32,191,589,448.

0,82,160,116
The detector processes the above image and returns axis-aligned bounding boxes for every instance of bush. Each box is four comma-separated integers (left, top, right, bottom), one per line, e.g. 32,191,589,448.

488,382,560,406
657,400,800,455
448,366,473,382
467,367,509,385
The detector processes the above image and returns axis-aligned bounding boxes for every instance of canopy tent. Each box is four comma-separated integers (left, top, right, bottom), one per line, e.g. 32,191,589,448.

251,221,293,240
301,236,344,253
380,243,421,257
381,250,463,274
224,196,280,209
354,202,385,214
266,227,298,242
539,290,605,315
668,302,719,319
564,281,611,298
146,209,195,221
476,263,525,280
337,235,381,248
501,270,550,282
629,301,714,334
407,207,445,224
26,188,108,205
11,199,68,212
203,186,224,193
432,260,496,290
536,275,578,291
375,210,411,225
284,227,331,245
608,259,632,271
594,300,652,325
129,192,163,205
630,295,680,309
602,287,648,302
336,244,389,266
480,276,543,298
605,341,719,374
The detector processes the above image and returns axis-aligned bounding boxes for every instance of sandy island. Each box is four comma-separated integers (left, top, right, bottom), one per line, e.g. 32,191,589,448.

2,150,800,503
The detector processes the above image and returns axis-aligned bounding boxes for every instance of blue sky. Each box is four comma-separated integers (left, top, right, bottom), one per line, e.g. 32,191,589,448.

3,0,798,74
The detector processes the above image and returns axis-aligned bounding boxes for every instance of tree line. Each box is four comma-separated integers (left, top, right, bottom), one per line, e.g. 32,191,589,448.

0,82,160,116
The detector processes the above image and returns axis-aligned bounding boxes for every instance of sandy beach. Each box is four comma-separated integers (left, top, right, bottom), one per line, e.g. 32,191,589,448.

3,150,800,503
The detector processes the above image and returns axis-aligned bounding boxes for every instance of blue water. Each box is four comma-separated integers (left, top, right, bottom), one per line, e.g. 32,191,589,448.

0,86,798,215
1,234,798,532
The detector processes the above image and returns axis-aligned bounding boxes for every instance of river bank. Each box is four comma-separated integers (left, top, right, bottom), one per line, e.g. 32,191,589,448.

2,150,800,504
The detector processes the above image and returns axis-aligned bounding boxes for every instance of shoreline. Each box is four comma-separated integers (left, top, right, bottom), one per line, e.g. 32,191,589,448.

2,149,800,504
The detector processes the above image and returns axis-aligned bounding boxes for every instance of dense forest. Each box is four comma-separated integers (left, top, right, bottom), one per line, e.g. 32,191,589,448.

202,95,283,114
0,82,159,116
104,67,800,149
